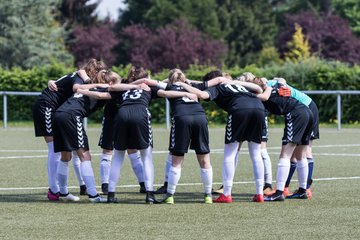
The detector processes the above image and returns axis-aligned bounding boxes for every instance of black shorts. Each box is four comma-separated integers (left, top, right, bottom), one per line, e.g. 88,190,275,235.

53,112,89,152
169,114,210,156
282,105,313,146
98,103,118,150
309,101,320,140
225,108,265,144
113,106,153,151
261,114,269,142
32,100,54,137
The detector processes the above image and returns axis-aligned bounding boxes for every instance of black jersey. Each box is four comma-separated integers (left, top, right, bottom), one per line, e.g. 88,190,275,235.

56,88,108,117
263,82,301,115
109,86,160,108
165,84,205,117
205,84,262,113
38,72,85,109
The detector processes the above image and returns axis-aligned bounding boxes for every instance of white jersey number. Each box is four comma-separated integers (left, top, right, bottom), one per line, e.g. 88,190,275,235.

122,89,143,100
224,84,248,93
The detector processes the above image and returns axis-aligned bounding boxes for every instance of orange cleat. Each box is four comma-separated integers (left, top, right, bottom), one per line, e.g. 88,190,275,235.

252,194,264,202
214,194,232,203
283,187,290,197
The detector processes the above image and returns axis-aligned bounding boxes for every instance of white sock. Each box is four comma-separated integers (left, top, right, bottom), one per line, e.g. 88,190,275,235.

100,153,112,184
47,141,60,193
108,150,125,192
297,159,309,189
57,161,69,195
248,142,264,194
261,148,273,185
164,153,172,182
80,160,97,197
200,168,213,194
167,166,181,195
140,146,154,191
223,142,239,196
234,150,240,168
276,158,290,191
128,152,144,183
72,151,85,186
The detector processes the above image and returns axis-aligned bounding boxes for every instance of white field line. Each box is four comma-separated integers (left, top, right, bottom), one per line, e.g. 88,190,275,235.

1,176,359,191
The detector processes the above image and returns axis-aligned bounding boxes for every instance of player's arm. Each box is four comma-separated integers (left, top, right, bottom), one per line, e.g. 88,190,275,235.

256,86,272,101
48,80,58,91
157,90,198,102
177,82,210,100
231,81,262,94
74,83,109,91
76,89,112,100
108,83,150,91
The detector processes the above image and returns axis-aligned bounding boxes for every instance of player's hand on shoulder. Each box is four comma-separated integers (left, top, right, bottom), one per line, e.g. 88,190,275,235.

48,80,58,92
186,93,198,102
139,83,151,91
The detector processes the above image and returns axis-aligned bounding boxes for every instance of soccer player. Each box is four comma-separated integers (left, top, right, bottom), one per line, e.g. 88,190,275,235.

249,77,313,201
52,70,123,203
272,77,319,199
179,70,269,203
32,59,107,201
154,69,213,204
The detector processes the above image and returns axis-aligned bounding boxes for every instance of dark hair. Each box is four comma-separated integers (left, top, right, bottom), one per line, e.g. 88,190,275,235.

202,70,223,82
81,58,108,81
125,66,148,83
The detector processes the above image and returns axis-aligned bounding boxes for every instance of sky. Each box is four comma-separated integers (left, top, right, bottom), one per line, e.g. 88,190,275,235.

89,0,126,21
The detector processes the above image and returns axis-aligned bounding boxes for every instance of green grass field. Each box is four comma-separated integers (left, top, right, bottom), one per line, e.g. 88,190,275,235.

1,126,359,240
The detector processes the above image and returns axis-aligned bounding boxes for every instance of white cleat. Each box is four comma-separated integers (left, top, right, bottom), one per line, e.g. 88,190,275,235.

59,193,80,202
88,194,106,203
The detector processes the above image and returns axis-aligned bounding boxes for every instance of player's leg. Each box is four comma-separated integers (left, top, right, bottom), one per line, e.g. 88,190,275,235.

154,152,172,194
127,149,146,193
99,149,113,195
107,149,126,203
71,151,86,195
248,141,264,202
57,151,80,202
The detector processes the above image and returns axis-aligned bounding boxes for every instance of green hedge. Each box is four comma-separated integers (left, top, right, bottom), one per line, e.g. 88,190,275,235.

1,59,360,124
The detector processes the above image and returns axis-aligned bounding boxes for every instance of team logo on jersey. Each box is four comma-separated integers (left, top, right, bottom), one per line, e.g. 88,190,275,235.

76,116,85,148
45,107,52,133
170,117,175,149
285,113,293,141
226,115,233,141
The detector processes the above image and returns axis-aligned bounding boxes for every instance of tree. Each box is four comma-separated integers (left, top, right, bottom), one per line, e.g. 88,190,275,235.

0,0,73,69
333,0,360,37
119,20,227,72
69,21,118,66
284,23,311,62
277,11,360,65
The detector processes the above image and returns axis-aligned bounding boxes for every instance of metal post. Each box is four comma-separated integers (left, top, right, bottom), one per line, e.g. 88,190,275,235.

337,94,341,131
3,94,7,129
166,99,170,129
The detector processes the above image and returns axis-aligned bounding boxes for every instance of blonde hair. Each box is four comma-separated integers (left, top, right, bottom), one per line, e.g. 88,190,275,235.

222,72,233,80
236,72,256,82
168,68,186,84
96,70,122,84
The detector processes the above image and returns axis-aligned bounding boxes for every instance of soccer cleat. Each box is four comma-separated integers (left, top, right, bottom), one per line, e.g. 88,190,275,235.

214,194,232,203
204,194,213,204
283,187,290,197
107,192,119,203
79,185,87,195
145,191,160,204
263,184,274,196
154,182,168,194
212,185,224,195
88,194,107,203
306,188,312,199
264,191,285,201
139,182,146,194
59,193,80,202
286,188,308,199
252,194,264,202
47,188,60,201
101,183,109,195
161,193,174,204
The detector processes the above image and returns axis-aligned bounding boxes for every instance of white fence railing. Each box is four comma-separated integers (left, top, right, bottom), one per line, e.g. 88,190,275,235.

1,90,360,130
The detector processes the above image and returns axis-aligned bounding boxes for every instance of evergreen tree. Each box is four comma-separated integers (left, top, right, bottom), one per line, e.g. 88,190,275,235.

333,0,360,36
0,0,73,69
284,23,311,62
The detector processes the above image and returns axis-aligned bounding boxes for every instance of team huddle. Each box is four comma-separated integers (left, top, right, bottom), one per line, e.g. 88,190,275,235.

32,58,319,204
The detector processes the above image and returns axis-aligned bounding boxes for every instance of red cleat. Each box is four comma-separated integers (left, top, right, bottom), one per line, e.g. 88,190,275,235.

47,188,60,201
252,194,264,202
306,189,312,199
214,194,232,203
